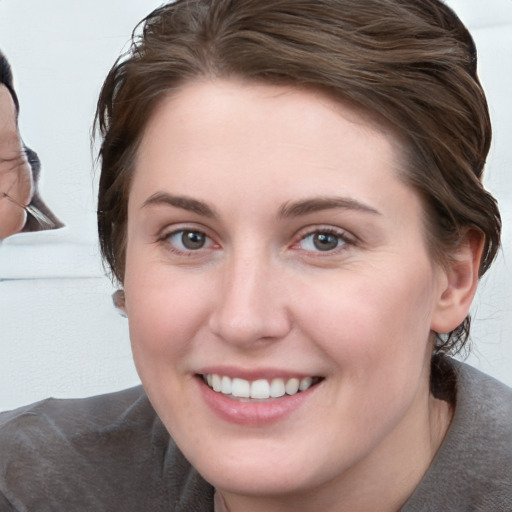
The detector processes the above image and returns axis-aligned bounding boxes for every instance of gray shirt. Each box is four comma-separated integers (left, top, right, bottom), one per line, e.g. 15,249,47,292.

0,359,511,511
401,360,512,511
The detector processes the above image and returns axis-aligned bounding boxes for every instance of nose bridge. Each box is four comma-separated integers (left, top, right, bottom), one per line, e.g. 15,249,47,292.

209,247,290,346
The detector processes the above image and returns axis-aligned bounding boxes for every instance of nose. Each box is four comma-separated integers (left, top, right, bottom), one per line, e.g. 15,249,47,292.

208,253,292,348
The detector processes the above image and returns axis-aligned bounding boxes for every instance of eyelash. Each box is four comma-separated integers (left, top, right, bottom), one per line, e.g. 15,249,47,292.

158,227,217,256
293,226,354,255
157,225,355,257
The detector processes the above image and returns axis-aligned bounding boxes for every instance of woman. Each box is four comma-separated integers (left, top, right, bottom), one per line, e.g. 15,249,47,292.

0,0,509,510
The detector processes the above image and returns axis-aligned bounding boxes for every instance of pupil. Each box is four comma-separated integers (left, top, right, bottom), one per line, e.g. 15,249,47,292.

182,231,205,250
313,233,338,251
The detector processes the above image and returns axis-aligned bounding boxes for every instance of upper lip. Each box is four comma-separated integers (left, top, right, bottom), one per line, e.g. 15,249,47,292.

197,366,321,381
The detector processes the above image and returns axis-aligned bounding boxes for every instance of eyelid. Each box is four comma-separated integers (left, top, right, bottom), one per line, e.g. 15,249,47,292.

157,224,220,255
292,225,356,253
157,221,213,240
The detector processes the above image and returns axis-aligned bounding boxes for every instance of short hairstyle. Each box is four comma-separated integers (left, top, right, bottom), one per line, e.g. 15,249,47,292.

96,0,501,356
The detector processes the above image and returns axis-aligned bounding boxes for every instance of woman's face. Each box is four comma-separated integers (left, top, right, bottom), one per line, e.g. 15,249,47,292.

124,80,450,503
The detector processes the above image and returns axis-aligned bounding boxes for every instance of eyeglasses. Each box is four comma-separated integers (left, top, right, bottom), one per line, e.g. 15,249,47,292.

1,190,56,230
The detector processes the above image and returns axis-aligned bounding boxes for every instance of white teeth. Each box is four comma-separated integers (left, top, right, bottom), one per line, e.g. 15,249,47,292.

212,374,222,392
204,374,318,399
299,376,313,391
270,378,286,398
232,378,250,398
221,376,232,395
285,378,300,395
251,379,270,399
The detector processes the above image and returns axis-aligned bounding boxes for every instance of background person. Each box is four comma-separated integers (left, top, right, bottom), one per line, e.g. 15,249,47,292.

0,51,62,240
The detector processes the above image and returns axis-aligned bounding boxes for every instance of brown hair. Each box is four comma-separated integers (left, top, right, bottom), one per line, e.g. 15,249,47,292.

96,0,501,356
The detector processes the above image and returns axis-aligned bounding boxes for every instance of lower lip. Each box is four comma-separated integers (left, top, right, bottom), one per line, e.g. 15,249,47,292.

196,376,321,427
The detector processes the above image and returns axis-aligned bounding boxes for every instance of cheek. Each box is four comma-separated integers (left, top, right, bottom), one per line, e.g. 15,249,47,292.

123,252,222,378
294,268,436,442
296,263,437,378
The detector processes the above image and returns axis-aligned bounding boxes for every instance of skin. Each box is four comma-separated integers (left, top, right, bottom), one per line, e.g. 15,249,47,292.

122,79,481,512
0,84,32,239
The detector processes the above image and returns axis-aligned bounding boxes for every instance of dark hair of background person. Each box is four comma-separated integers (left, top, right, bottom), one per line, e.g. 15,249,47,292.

0,50,63,232
95,0,501,358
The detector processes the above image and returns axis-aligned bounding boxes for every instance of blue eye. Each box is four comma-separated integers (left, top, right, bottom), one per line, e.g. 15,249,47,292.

299,231,345,252
166,230,213,251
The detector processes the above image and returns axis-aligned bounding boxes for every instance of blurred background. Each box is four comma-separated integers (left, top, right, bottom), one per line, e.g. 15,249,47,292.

0,0,511,411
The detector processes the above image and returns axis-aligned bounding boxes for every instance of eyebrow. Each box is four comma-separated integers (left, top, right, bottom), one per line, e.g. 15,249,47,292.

279,196,381,218
141,192,380,219
141,192,216,217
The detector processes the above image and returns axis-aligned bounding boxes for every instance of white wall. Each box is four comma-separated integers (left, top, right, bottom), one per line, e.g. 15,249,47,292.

0,0,162,411
0,0,511,411
449,0,512,383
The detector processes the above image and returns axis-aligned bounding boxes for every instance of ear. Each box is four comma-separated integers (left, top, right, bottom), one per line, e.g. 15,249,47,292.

431,230,484,334
112,289,127,317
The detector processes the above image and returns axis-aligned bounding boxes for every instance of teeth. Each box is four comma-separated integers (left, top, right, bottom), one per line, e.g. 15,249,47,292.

221,376,232,395
251,379,270,399
212,374,222,392
203,374,318,399
285,378,300,395
270,378,285,398
232,378,250,398
299,376,312,391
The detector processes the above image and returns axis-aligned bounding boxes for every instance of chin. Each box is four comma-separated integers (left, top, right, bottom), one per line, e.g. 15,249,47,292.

183,434,340,499
199,458,315,497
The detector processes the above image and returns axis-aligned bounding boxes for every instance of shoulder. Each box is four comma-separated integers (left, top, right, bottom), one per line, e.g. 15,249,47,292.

0,386,157,458
451,359,512,445
403,359,512,512
0,387,213,511
1,385,149,426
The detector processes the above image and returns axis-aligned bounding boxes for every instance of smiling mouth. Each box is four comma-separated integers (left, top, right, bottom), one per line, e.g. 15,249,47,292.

201,374,323,400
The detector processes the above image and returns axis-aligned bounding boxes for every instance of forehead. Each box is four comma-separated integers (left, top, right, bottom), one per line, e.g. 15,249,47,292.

132,79,407,202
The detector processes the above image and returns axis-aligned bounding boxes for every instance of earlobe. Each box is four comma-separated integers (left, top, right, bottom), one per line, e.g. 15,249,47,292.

431,230,484,334
112,289,127,317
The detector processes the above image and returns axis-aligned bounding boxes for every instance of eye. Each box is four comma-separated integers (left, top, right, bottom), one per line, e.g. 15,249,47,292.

298,230,347,252
165,229,214,252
